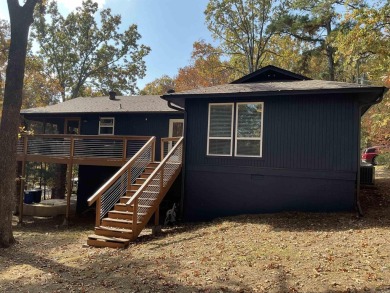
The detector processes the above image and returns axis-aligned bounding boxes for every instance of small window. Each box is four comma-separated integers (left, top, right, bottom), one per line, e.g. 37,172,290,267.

235,102,263,157
207,103,234,156
99,117,115,135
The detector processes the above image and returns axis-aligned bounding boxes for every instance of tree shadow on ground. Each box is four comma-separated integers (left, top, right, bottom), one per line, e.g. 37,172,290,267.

145,177,390,241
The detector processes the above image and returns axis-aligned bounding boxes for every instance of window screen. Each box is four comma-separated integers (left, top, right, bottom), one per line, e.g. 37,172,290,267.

207,103,234,155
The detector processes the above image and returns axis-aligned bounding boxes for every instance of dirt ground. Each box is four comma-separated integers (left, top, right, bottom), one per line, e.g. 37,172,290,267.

1,167,390,293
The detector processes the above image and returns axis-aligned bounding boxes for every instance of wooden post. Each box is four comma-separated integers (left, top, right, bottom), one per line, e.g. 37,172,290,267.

65,163,72,225
95,198,101,227
18,160,26,225
152,205,161,235
132,198,138,237
151,138,156,162
160,138,164,161
65,136,74,225
127,162,132,195
123,137,128,163
154,206,159,226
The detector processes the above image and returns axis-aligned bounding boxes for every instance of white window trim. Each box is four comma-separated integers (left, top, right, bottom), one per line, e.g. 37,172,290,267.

207,103,234,156
98,117,115,135
234,102,263,158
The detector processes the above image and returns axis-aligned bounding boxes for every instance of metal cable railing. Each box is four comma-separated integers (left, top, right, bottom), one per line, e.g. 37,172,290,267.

126,137,183,234
17,135,152,163
87,137,156,225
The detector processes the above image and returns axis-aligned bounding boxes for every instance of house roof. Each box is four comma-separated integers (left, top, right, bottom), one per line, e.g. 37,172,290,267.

230,65,311,83
21,95,176,115
162,79,386,108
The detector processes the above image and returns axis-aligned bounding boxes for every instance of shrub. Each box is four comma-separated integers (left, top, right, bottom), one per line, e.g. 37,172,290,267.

376,152,390,169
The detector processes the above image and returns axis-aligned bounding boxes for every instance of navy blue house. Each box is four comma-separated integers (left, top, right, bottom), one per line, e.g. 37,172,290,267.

20,66,387,222
162,66,387,221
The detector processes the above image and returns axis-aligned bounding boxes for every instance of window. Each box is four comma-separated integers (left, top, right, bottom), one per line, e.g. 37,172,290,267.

99,117,115,135
235,102,263,157
207,102,264,157
207,103,234,156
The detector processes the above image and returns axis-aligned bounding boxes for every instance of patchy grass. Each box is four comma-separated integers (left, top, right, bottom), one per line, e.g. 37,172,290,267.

1,167,390,293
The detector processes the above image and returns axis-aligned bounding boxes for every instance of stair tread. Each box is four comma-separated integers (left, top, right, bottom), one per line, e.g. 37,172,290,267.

124,191,159,194
115,203,152,208
102,218,141,224
96,226,133,233
88,234,130,243
109,210,146,215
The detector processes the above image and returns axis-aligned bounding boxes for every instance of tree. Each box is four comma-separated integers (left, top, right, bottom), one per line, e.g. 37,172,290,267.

23,55,61,109
0,20,11,100
205,0,279,74
0,0,40,248
334,1,389,84
270,0,367,81
336,1,390,147
140,75,175,95
33,0,150,100
175,41,233,92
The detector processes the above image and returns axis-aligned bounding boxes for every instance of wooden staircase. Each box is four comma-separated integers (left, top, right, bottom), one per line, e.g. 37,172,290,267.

86,137,183,248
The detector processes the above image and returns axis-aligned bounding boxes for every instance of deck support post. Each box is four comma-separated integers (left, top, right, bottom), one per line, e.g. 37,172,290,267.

65,163,72,225
65,136,74,225
152,206,161,235
18,160,26,225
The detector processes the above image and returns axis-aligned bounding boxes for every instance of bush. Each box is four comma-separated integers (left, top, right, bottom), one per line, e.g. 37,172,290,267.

376,152,390,169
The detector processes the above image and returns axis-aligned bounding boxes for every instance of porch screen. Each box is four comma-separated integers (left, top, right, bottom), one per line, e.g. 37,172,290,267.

207,103,233,156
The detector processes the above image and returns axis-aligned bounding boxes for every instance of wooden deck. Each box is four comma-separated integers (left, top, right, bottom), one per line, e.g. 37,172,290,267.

16,134,154,224
16,134,153,166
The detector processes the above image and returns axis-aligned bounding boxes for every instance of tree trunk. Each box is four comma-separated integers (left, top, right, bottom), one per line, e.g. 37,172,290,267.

51,164,67,199
0,0,39,248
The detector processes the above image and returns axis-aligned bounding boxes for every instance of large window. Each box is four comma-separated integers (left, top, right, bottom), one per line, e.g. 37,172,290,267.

207,102,263,157
207,103,234,156
99,117,115,135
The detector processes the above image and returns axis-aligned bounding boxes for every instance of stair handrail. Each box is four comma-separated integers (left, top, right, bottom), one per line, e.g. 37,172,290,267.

125,136,183,208
125,136,183,235
87,136,156,205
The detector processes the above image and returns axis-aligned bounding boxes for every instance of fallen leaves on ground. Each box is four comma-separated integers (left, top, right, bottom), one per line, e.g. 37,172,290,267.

1,167,390,293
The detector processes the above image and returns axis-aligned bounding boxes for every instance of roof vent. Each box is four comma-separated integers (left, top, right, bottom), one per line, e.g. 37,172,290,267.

109,91,116,100
166,89,175,94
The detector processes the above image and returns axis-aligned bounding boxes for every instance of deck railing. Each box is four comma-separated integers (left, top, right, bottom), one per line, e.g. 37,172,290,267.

87,136,156,226
126,137,183,237
17,134,151,164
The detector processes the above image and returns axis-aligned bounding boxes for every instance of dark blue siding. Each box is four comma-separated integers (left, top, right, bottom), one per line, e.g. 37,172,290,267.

183,94,360,220
80,112,183,160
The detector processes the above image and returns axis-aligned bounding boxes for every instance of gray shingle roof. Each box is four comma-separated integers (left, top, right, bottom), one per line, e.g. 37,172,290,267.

162,79,386,108
166,79,382,96
21,95,176,114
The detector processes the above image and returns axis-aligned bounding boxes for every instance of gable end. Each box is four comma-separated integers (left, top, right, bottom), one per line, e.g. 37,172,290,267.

231,65,311,84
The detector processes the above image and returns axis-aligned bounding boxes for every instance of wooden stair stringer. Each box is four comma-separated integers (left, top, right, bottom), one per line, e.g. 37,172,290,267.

87,160,182,247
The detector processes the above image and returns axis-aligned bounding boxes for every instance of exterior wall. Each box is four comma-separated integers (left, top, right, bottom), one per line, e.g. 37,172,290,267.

183,94,360,221
77,165,119,213
80,112,183,160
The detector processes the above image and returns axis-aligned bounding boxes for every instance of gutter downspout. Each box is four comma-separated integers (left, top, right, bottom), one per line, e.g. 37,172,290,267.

356,88,387,216
166,100,187,220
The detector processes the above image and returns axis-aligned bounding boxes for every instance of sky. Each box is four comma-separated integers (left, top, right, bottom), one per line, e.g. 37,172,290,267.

0,0,217,89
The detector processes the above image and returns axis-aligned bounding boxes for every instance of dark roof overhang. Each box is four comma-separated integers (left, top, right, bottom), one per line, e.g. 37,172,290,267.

162,86,387,110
